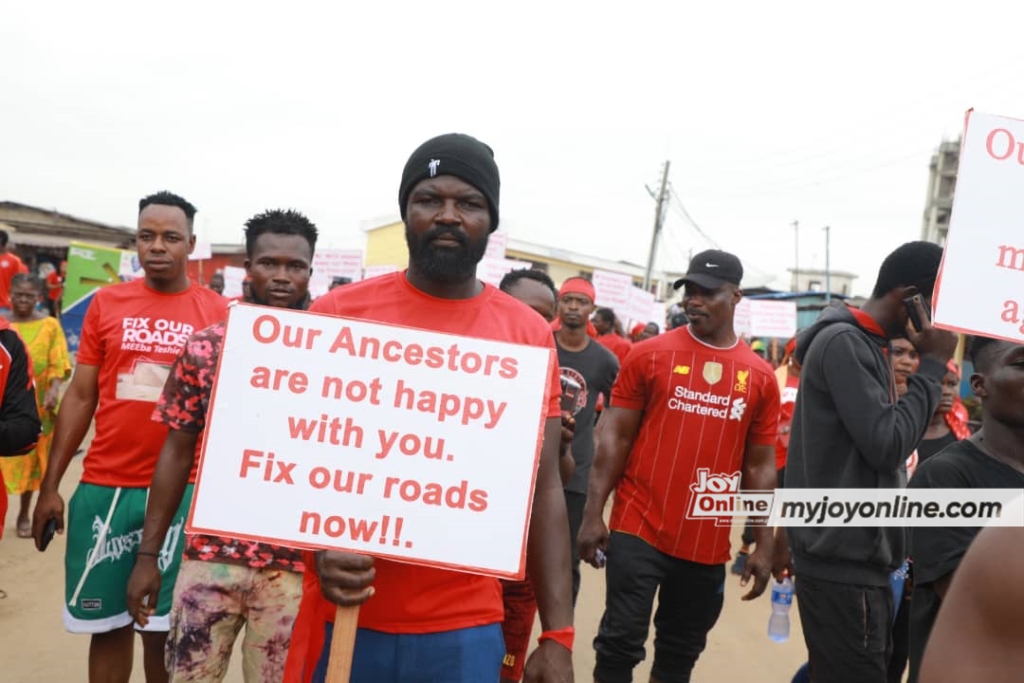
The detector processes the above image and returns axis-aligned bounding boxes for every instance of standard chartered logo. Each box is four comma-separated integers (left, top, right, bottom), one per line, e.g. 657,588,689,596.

729,397,747,421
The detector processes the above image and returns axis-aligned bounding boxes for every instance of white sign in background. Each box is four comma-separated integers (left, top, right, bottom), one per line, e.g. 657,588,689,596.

222,265,246,299
310,249,364,298
484,231,509,260
189,304,555,578
934,110,1024,342
592,269,634,312
733,299,797,338
478,257,532,287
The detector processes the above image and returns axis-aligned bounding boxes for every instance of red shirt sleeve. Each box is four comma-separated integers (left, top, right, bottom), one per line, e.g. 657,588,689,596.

610,349,648,411
544,343,561,419
748,369,782,446
75,292,104,366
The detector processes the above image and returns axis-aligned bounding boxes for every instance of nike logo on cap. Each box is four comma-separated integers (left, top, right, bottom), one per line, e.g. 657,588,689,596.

705,263,719,268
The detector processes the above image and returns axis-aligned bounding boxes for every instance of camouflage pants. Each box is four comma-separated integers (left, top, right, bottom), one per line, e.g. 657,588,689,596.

166,559,303,682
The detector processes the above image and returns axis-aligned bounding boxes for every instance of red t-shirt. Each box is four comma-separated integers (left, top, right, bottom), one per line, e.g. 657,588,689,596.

46,271,64,302
597,333,633,365
775,373,799,470
609,326,780,564
284,272,562,680
76,279,227,488
0,252,29,308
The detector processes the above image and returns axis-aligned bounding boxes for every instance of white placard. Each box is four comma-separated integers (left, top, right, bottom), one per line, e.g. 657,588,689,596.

222,265,246,299
311,249,364,298
732,299,797,338
189,242,213,261
621,286,654,327
934,111,1024,342
734,298,752,336
364,265,401,280
485,231,509,260
749,300,797,338
592,270,634,313
478,257,532,287
188,304,554,578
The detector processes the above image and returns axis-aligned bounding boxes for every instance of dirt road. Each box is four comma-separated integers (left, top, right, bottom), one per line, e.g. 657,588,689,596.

1,455,807,681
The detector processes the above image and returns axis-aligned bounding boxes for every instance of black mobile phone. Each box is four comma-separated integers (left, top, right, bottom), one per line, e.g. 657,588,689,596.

560,377,582,413
39,518,57,552
903,294,929,333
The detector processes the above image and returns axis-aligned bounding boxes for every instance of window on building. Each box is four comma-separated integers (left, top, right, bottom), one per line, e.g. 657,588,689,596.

577,271,592,281
842,283,849,295
528,261,549,273
809,280,822,292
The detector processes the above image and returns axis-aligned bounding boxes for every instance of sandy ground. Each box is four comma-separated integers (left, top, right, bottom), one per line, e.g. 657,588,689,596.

1,448,807,682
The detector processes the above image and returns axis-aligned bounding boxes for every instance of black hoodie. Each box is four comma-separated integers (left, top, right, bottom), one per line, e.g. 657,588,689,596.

785,302,945,586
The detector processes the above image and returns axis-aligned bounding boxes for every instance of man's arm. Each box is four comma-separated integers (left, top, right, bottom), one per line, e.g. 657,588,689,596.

739,442,776,600
528,416,574,631
578,406,642,565
127,428,198,626
0,331,41,455
822,331,943,472
919,526,1024,682
32,363,99,546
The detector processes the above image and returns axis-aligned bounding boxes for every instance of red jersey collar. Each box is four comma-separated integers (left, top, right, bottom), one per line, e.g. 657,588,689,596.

846,304,886,339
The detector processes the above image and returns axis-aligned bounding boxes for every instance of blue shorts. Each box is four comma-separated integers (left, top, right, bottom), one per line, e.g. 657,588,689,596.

312,622,504,683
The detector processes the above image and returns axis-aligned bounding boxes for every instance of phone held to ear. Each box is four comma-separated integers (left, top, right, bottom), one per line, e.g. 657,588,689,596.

903,294,929,333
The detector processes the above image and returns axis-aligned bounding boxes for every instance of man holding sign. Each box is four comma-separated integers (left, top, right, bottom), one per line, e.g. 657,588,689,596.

126,210,319,682
283,133,574,683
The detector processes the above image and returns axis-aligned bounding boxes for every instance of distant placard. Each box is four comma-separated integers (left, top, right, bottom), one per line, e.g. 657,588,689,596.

485,232,509,260
189,242,213,261
592,270,633,314
479,257,531,287
733,299,796,338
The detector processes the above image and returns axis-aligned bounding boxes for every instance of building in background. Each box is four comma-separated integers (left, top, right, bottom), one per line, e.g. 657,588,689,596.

920,138,961,246
788,267,858,297
0,201,134,272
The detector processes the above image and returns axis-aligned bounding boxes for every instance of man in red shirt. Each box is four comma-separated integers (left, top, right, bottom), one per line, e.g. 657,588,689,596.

0,229,29,312
578,249,780,683
46,259,67,318
125,210,319,682
592,307,632,366
32,192,228,683
283,134,574,683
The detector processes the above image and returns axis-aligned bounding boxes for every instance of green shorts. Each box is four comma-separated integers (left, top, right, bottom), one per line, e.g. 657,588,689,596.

63,482,193,634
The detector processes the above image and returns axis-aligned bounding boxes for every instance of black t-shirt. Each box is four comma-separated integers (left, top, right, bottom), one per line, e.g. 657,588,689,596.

906,439,1024,682
556,338,619,494
916,430,958,465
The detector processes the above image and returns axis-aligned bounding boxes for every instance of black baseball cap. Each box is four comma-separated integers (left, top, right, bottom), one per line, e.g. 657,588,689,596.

673,249,743,291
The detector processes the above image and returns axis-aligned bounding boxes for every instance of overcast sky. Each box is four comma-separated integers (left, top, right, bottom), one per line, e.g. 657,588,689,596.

3,1,1022,296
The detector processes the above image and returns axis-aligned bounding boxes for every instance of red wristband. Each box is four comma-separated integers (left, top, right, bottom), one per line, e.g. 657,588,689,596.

538,626,575,652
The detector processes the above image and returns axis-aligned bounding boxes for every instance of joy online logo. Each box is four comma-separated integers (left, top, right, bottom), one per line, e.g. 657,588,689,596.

686,468,774,526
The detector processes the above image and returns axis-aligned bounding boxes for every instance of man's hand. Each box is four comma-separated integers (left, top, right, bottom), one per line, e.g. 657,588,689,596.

126,557,162,628
740,543,773,601
523,639,573,683
559,412,576,448
315,551,376,606
577,512,609,569
905,296,958,362
771,530,793,583
32,488,65,551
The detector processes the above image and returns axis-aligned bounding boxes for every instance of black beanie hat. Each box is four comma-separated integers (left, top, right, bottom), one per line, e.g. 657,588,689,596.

398,133,501,232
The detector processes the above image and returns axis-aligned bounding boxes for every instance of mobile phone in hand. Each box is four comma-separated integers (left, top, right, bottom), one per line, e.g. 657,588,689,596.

39,518,57,552
903,294,929,333
560,376,582,414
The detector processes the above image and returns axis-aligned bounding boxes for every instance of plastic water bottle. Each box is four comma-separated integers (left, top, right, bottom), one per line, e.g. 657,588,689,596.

768,576,794,642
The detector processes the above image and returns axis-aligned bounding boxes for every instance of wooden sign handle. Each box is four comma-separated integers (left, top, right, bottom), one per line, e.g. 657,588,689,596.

325,605,360,683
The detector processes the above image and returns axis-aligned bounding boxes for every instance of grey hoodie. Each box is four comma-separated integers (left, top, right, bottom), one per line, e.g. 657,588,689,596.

785,302,945,586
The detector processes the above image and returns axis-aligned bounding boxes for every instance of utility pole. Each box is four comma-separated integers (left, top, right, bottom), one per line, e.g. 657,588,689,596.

643,160,671,292
792,220,799,292
824,225,832,305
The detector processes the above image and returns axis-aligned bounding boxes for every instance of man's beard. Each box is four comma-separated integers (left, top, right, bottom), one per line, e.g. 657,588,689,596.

406,225,488,284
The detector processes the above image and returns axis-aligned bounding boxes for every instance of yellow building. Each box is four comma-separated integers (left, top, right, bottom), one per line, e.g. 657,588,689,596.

362,219,682,301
